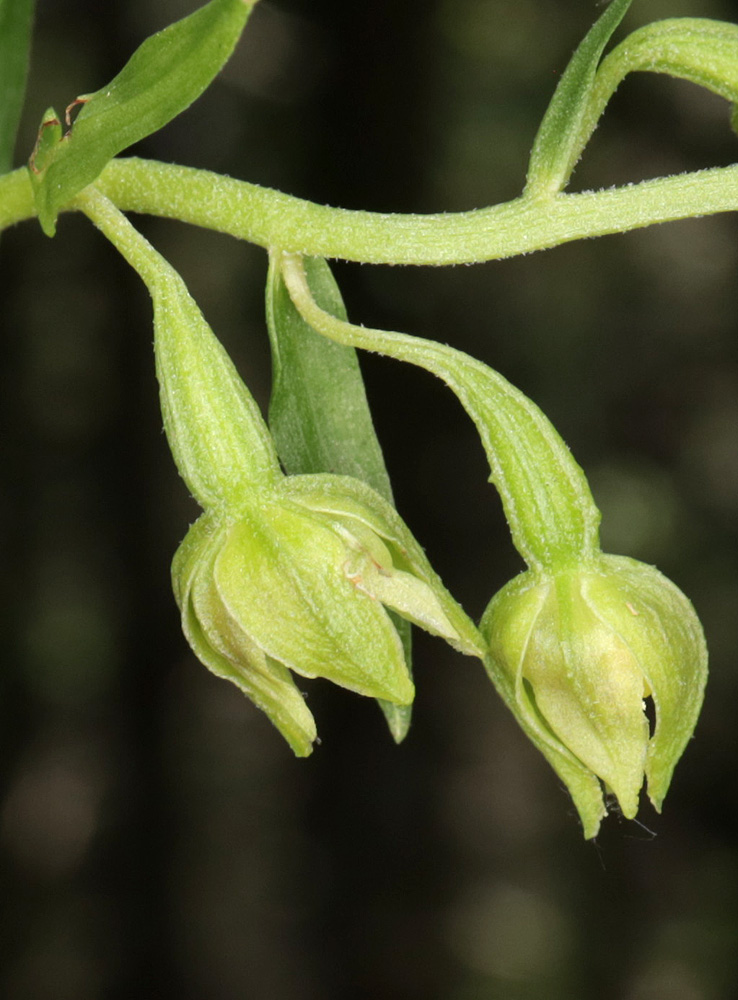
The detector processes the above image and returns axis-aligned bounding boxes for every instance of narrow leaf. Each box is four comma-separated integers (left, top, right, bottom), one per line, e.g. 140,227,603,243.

525,0,633,197
265,254,413,743
30,0,256,235
0,0,35,174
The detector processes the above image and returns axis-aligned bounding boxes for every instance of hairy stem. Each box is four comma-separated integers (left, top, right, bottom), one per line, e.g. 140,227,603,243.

2,157,738,264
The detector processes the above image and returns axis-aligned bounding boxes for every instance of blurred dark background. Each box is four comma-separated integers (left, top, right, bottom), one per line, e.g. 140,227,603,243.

2,0,738,997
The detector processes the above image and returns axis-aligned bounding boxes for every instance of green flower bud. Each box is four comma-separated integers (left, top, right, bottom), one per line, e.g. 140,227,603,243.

173,474,486,756
77,192,485,757
481,554,707,837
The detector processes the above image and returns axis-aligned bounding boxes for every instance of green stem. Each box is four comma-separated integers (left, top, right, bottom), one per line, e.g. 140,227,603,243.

279,251,600,573
2,156,738,264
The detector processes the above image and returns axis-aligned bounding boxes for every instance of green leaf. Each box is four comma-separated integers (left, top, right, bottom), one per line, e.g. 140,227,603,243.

30,0,256,236
525,0,633,197
265,254,414,743
0,0,35,175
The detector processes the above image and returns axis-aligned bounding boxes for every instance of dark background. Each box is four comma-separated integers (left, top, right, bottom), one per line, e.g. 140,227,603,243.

2,1,738,997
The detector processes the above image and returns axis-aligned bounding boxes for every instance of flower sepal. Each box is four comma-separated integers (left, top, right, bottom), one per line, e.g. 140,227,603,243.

173,510,318,757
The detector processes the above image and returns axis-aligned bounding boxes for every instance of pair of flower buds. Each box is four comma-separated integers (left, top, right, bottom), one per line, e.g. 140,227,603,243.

82,192,706,840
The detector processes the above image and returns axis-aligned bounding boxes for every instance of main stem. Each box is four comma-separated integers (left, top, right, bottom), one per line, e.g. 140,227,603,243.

2,157,738,264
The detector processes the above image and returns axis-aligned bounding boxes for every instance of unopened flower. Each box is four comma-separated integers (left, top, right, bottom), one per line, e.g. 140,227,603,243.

173,474,485,755
76,195,486,755
482,554,707,837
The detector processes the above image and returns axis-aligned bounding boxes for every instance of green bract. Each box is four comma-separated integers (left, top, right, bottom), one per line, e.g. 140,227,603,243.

266,254,394,496
482,556,708,838
266,253,415,743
